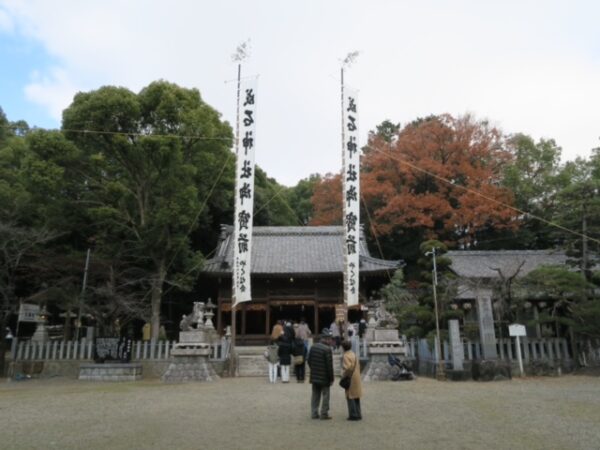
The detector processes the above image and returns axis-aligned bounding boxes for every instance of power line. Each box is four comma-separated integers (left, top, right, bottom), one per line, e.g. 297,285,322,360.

162,174,305,297
0,124,233,142
360,193,393,282
163,150,234,275
367,144,600,246
253,178,305,226
4,122,597,253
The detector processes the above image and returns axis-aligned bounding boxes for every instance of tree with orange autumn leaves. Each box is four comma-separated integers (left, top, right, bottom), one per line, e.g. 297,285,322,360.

310,114,518,259
309,172,342,226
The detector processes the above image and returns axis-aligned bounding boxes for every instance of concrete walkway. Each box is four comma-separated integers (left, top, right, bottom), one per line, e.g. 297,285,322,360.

1,375,599,450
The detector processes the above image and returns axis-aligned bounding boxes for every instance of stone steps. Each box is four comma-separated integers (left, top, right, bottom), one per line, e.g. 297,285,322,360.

237,354,269,377
79,363,143,382
235,346,344,377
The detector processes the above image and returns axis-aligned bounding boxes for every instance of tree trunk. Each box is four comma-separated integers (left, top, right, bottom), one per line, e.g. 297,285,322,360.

0,315,7,377
64,307,72,341
150,260,166,342
568,326,578,365
0,340,5,378
582,211,590,282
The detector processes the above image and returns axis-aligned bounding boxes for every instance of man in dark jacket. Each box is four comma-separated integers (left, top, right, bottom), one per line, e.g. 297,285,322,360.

307,328,334,419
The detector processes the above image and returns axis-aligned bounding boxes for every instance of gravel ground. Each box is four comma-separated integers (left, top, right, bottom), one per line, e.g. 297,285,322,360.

1,375,599,450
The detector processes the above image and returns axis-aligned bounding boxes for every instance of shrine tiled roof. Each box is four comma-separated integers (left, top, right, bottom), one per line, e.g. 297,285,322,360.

447,250,568,279
202,225,401,276
447,250,573,300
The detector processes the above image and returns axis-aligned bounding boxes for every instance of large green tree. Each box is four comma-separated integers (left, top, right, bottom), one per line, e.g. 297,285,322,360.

285,174,321,225
516,265,592,346
0,124,76,373
380,240,458,339
62,81,234,340
553,152,600,281
253,167,298,226
498,134,567,249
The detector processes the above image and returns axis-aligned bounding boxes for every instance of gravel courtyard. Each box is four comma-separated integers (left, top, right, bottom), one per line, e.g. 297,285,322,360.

1,375,599,450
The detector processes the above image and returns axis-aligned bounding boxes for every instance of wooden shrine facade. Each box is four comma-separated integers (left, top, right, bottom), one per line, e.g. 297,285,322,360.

199,225,401,345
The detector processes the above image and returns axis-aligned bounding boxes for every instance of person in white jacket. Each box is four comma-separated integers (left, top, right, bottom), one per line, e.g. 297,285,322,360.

265,341,279,383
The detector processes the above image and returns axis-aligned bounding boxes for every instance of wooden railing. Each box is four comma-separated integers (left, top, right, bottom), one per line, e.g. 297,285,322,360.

12,337,231,362
405,337,572,363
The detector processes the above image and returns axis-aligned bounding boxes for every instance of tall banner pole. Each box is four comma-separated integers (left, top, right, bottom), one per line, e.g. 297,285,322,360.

231,41,257,364
231,62,241,353
341,53,360,307
75,247,91,341
232,79,257,306
13,300,22,360
341,66,347,307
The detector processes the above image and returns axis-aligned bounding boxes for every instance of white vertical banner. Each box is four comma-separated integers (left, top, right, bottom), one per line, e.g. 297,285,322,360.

233,79,257,306
342,87,360,306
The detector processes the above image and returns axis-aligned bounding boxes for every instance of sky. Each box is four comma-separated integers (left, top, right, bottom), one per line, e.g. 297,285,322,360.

1,0,599,186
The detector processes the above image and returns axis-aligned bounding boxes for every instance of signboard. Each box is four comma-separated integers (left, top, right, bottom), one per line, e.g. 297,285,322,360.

94,338,132,363
335,304,348,322
18,303,40,323
509,323,526,377
232,78,257,306
509,323,526,337
342,87,360,307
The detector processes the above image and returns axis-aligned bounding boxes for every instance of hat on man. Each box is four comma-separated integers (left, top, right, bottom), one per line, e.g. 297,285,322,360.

321,327,332,337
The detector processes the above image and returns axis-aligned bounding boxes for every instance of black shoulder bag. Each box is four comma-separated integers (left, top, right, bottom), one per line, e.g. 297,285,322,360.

339,356,357,390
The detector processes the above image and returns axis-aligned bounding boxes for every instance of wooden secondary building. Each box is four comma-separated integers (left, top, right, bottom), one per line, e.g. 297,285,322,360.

200,225,401,345
446,249,573,339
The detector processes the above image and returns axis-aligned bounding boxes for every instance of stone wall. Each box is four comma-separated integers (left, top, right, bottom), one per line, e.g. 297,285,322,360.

7,359,227,380
416,358,575,380
79,364,143,382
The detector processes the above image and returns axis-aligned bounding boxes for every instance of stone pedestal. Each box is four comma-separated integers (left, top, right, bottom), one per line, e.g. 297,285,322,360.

179,330,208,344
472,359,512,381
362,328,410,381
31,323,48,342
162,333,219,383
362,354,394,381
161,355,218,383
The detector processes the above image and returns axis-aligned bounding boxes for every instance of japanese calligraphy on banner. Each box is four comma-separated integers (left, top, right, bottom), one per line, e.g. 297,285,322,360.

233,79,257,306
343,87,360,306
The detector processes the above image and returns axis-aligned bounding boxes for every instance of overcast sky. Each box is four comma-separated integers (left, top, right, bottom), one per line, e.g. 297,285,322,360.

1,0,599,186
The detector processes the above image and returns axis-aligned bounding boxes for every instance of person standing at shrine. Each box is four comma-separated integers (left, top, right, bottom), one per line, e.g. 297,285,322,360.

277,334,293,383
292,332,306,382
348,326,360,358
265,340,280,383
271,320,284,341
283,321,295,342
297,318,312,350
330,320,340,350
358,318,367,339
307,329,334,420
341,340,362,421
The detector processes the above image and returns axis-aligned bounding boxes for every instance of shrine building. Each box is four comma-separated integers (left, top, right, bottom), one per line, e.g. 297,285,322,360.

199,225,401,345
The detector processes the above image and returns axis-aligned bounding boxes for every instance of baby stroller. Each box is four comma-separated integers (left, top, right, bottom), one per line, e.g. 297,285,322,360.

388,353,415,381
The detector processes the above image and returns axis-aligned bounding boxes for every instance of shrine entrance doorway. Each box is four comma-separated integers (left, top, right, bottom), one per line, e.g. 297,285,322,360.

269,300,315,336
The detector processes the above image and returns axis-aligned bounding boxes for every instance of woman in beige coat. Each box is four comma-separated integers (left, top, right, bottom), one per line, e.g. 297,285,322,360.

341,341,362,421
